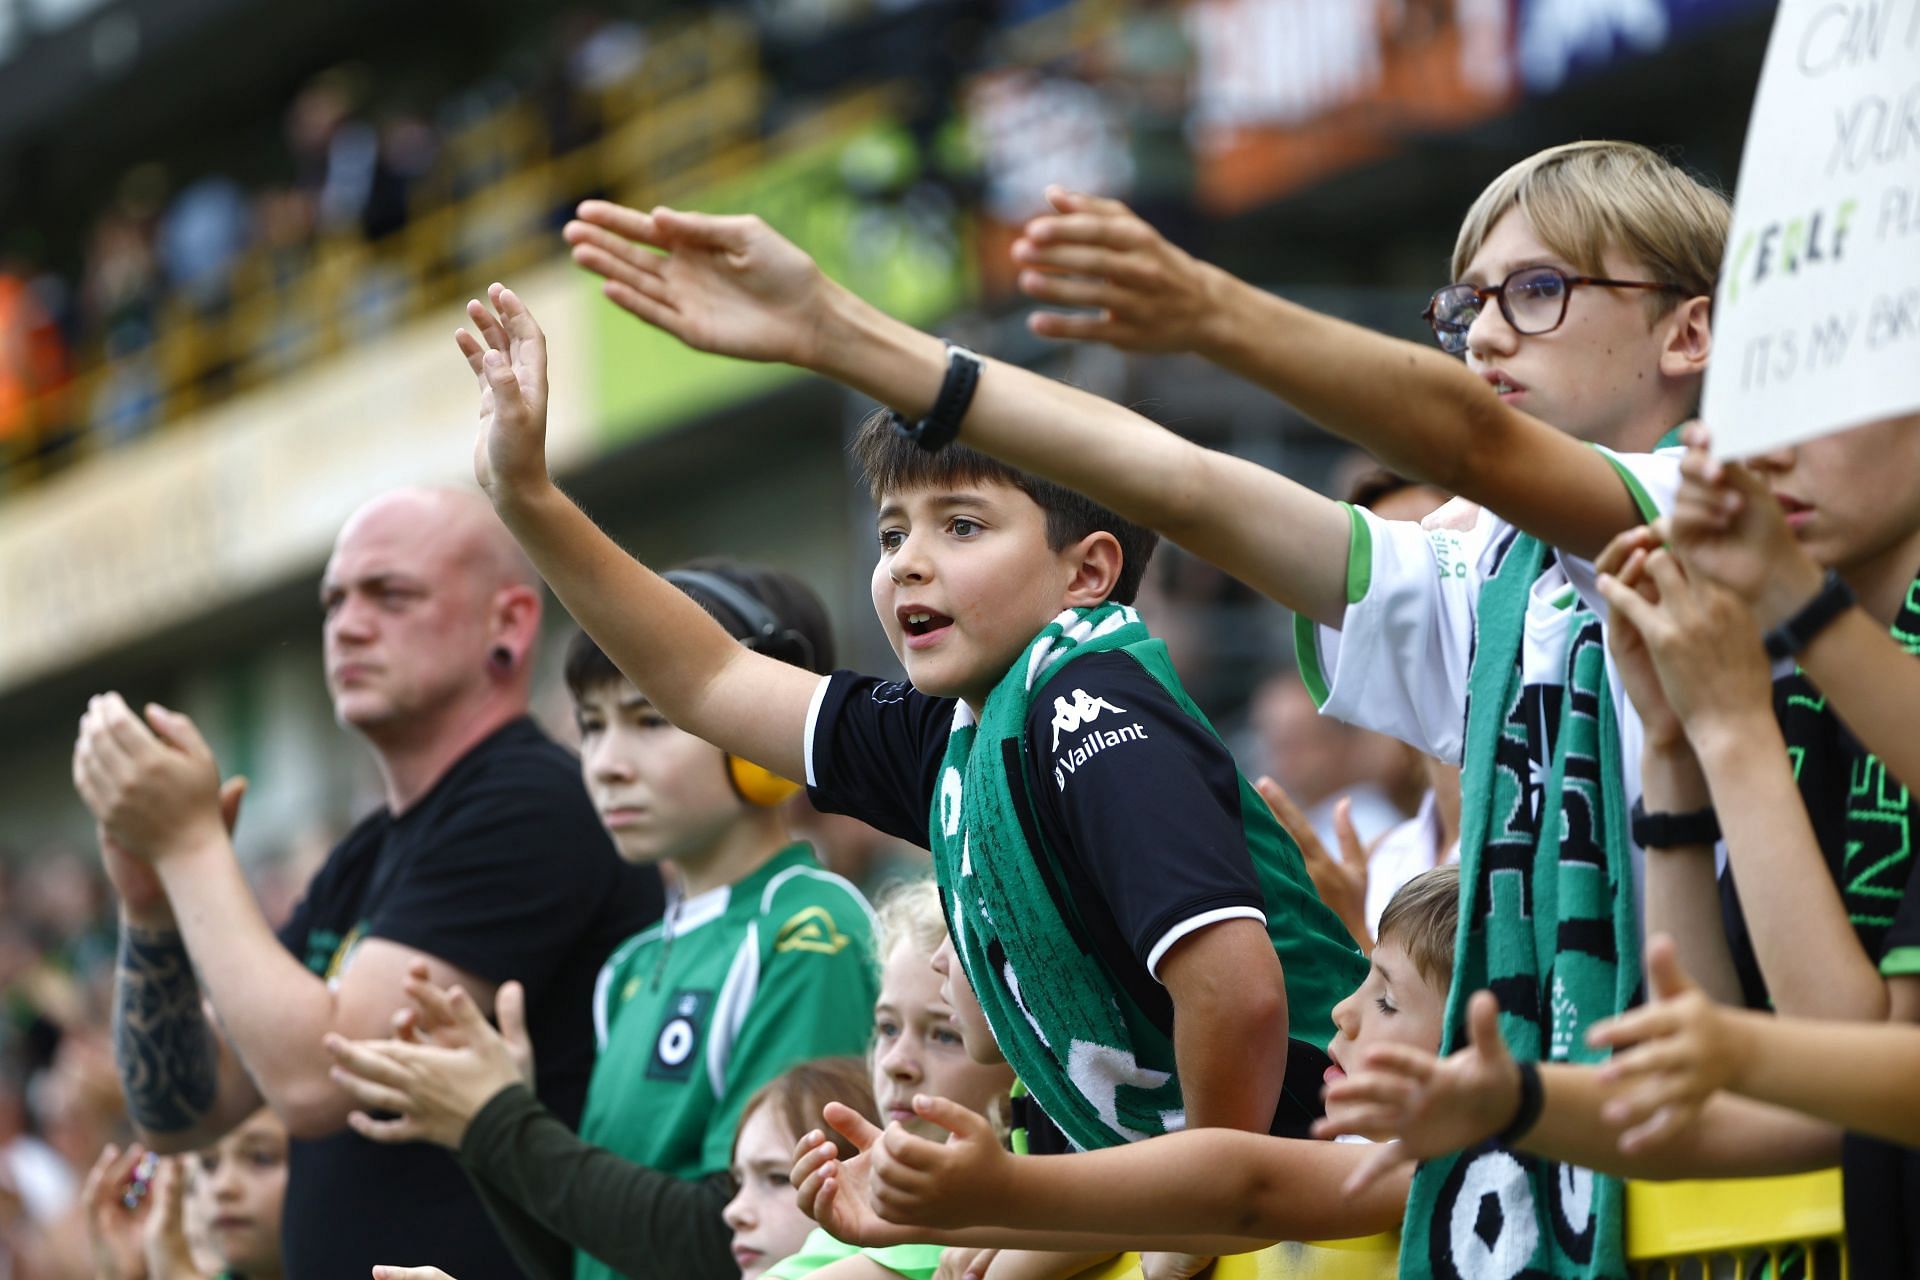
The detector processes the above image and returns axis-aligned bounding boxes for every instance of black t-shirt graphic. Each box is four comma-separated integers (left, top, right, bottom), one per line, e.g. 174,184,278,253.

275,717,664,1280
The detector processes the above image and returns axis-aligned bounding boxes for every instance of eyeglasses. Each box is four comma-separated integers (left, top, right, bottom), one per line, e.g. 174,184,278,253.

1422,266,1683,354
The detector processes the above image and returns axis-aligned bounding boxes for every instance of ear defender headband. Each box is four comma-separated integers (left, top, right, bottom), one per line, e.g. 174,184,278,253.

664,569,813,808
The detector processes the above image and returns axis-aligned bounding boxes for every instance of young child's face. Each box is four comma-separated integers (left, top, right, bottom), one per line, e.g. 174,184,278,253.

931,932,1004,1065
188,1108,288,1277
872,941,1015,1140
1324,936,1447,1086
1458,209,1698,447
1742,412,1920,577
722,1102,815,1280
574,676,744,869
870,480,1098,708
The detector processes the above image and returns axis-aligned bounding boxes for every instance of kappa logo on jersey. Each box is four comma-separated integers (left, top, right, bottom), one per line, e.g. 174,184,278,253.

1049,688,1148,790
646,989,712,1082
774,906,851,955
1049,688,1126,750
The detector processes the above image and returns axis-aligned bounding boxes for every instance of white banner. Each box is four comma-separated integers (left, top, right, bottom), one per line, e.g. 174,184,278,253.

1704,0,1920,458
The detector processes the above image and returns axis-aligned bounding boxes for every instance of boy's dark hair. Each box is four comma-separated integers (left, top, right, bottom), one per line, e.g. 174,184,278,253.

564,558,836,702
1375,863,1462,989
734,1056,876,1165
851,410,1159,606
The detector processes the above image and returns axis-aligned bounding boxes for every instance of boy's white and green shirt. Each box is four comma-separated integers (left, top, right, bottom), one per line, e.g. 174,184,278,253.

574,843,878,1280
1294,443,1679,909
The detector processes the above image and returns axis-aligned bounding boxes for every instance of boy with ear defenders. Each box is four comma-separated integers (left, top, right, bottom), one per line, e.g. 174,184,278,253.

327,561,882,1280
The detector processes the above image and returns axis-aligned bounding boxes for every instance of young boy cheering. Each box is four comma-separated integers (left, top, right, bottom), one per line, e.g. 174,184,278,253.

459,281,1365,1158
560,138,1726,1279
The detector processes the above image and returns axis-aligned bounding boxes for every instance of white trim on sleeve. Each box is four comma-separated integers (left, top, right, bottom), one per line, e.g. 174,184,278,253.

802,674,833,788
1145,906,1269,981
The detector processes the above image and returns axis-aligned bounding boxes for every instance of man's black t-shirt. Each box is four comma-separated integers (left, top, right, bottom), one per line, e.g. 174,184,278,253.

275,717,664,1280
805,652,1335,1142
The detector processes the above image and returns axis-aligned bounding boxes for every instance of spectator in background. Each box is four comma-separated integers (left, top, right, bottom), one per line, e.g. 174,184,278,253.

0,249,70,447
1250,673,1408,852
156,177,251,314
70,487,665,1280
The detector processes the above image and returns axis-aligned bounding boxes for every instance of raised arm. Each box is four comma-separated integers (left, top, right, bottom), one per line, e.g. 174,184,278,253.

1317,990,1838,1190
791,1101,1362,1255
563,204,1355,628
1592,532,1742,1005
1598,550,1899,1019
1011,189,1642,561
464,284,822,775
1594,939,1920,1150
1670,424,1920,806
74,696,501,1145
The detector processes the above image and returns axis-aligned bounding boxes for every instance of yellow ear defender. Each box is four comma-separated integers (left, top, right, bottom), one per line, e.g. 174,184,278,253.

664,569,815,810
726,755,802,808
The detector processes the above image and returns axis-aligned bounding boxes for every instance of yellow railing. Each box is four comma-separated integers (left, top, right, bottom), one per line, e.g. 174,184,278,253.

1069,1171,1846,1279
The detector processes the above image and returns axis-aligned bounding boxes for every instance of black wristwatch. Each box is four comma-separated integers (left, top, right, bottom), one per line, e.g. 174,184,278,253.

888,344,983,453
1763,570,1855,662
1630,796,1721,849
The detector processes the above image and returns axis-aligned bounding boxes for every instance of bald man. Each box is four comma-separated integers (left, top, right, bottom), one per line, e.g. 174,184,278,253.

72,489,664,1280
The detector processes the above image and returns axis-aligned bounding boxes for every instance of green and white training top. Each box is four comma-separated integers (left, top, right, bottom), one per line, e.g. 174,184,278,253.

574,843,878,1280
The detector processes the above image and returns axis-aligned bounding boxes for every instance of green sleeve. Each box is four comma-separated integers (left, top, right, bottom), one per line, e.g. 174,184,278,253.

459,1083,738,1280
699,888,881,1171
860,1243,948,1280
1294,501,1372,708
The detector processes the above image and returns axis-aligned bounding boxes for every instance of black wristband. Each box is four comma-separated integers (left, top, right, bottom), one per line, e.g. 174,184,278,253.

1630,796,1721,849
1495,1060,1544,1146
1763,570,1855,661
888,344,982,453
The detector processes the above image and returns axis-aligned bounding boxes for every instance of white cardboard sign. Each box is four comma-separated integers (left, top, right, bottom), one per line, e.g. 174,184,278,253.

1704,0,1920,459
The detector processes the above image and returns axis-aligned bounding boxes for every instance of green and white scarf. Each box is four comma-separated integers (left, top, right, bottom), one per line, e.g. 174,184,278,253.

929,603,1188,1151
1400,532,1639,1280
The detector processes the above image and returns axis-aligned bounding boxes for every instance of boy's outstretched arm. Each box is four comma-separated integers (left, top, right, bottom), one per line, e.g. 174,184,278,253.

564,204,1355,628
1318,989,1839,1192
461,284,819,779
793,1099,1404,1251
1594,938,1920,1150
1014,189,1643,562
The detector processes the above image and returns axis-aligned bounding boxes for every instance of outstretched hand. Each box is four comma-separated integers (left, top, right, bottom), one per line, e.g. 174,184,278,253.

791,1102,920,1248
458,283,549,501
1587,936,1738,1152
1014,187,1222,354
1313,990,1523,1194
323,979,532,1149
565,201,831,368
866,1094,1011,1230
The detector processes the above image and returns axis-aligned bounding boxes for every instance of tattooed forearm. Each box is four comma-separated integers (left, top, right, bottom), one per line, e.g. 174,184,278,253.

113,924,217,1132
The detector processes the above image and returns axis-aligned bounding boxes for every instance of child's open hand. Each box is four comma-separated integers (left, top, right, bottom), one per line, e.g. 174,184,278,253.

1015,187,1221,354
1313,991,1524,1194
791,1103,918,1248
457,284,549,502
867,1094,1010,1231
565,202,829,368
1670,423,1825,629
1587,936,1739,1153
